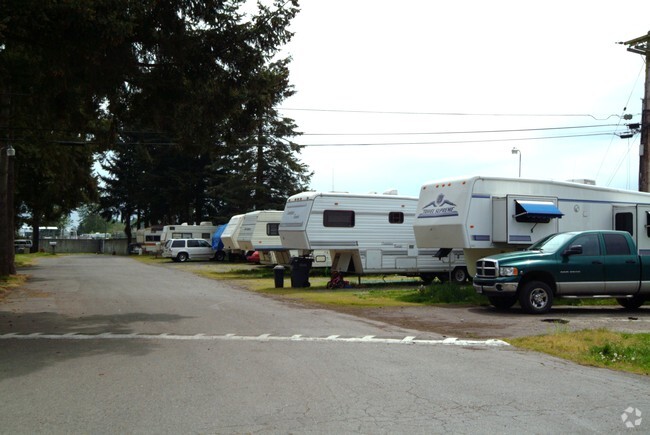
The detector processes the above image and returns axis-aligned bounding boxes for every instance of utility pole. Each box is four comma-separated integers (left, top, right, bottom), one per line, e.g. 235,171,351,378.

621,32,650,192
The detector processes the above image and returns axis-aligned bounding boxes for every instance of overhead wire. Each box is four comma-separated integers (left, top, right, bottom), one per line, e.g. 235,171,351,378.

597,60,645,186
279,107,635,121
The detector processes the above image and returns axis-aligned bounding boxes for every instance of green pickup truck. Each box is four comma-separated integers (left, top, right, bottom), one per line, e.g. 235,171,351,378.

473,230,650,314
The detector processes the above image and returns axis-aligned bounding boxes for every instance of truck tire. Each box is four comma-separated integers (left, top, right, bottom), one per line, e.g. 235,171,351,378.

452,267,468,283
519,281,553,314
488,296,517,310
616,296,646,310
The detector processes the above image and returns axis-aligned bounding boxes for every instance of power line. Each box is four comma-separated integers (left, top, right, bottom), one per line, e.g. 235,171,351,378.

271,131,621,147
301,124,621,136
279,107,635,121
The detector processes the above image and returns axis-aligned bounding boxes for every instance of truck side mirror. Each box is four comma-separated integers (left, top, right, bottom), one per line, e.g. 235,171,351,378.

562,245,583,256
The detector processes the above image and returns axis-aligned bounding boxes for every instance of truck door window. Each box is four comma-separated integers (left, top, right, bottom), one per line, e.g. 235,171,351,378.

572,234,600,256
603,233,631,255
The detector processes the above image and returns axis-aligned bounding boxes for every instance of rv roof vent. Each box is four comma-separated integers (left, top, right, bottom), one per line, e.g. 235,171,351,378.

199,221,212,225
566,179,596,186
180,222,189,226
383,189,398,195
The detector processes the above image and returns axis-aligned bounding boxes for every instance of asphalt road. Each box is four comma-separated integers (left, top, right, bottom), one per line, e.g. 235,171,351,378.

0,255,648,434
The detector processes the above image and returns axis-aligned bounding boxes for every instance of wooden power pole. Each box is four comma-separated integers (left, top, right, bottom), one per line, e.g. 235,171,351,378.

622,32,650,192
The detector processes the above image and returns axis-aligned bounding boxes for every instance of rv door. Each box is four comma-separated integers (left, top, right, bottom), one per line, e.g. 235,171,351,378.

613,206,636,238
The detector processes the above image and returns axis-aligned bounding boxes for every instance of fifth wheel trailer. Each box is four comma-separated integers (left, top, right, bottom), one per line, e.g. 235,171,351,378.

413,176,650,274
279,191,467,282
235,210,331,267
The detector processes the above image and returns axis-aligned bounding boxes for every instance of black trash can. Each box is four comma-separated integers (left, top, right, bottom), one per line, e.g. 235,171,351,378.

273,265,285,288
290,257,313,288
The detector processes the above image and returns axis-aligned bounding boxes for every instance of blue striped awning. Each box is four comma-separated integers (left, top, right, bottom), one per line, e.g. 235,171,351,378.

515,200,563,221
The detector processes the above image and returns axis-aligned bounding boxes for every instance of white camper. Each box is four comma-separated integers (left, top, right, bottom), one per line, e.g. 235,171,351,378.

235,210,331,267
159,222,217,246
221,214,245,255
237,211,283,252
135,225,164,253
413,176,650,273
279,191,467,282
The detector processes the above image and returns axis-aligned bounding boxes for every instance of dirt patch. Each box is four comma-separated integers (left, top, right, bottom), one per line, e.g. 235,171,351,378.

326,304,650,339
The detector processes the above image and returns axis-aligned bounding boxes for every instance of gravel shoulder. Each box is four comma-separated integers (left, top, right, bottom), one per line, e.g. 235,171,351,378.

329,304,650,339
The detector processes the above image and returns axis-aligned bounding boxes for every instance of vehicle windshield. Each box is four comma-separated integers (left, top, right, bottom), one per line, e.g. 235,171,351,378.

526,233,576,253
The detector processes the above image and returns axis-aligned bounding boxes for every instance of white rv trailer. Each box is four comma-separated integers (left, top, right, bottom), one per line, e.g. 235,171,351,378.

236,210,331,267
159,222,217,246
279,191,467,281
413,176,650,274
237,211,283,252
135,225,164,253
220,214,245,255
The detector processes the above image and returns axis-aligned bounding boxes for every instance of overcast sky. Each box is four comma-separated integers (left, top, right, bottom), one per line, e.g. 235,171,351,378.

278,0,650,197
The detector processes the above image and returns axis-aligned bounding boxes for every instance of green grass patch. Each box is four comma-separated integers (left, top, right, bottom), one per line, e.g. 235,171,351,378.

215,272,482,308
14,251,55,268
509,329,650,376
0,274,28,301
399,282,487,305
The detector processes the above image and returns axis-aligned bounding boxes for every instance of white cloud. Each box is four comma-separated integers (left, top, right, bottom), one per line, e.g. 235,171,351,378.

280,0,649,196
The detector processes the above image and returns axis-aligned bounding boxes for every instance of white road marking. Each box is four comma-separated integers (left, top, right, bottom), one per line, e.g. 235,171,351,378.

0,332,509,347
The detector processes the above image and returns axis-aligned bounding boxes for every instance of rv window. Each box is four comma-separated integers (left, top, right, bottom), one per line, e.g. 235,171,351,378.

201,233,210,239
603,233,631,255
388,212,404,224
323,210,355,227
267,223,280,236
614,212,634,236
172,232,192,239
145,235,161,242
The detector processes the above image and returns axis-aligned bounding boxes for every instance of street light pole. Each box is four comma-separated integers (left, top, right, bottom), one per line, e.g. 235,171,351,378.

512,147,521,177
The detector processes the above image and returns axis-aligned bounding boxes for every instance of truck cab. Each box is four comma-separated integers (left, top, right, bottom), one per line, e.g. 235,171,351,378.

473,230,649,313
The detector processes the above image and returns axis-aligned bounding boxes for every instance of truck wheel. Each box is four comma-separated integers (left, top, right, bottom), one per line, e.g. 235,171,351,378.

488,296,517,310
177,252,189,262
519,281,553,314
452,267,468,283
616,296,646,310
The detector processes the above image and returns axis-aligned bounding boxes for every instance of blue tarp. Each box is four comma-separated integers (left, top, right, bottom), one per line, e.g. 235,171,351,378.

515,200,564,219
211,224,226,251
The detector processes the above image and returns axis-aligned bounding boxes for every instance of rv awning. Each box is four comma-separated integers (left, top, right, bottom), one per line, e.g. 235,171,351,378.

515,200,563,222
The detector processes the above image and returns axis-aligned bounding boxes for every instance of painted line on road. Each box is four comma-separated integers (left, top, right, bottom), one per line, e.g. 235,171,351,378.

0,332,509,347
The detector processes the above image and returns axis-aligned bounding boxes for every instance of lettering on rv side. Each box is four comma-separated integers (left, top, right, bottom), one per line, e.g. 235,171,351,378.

417,193,459,218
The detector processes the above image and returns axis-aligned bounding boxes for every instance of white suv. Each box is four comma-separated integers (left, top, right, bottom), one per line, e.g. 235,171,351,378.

162,238,215,262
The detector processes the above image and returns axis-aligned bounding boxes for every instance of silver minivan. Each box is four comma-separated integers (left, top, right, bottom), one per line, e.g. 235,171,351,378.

162,238,215,262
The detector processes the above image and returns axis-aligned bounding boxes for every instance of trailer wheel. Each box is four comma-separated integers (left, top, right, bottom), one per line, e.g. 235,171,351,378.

452,267,468,283
213,251,225,262
487,296,517,310
177,252,189,262
616,296,646,310
519,280,553,314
